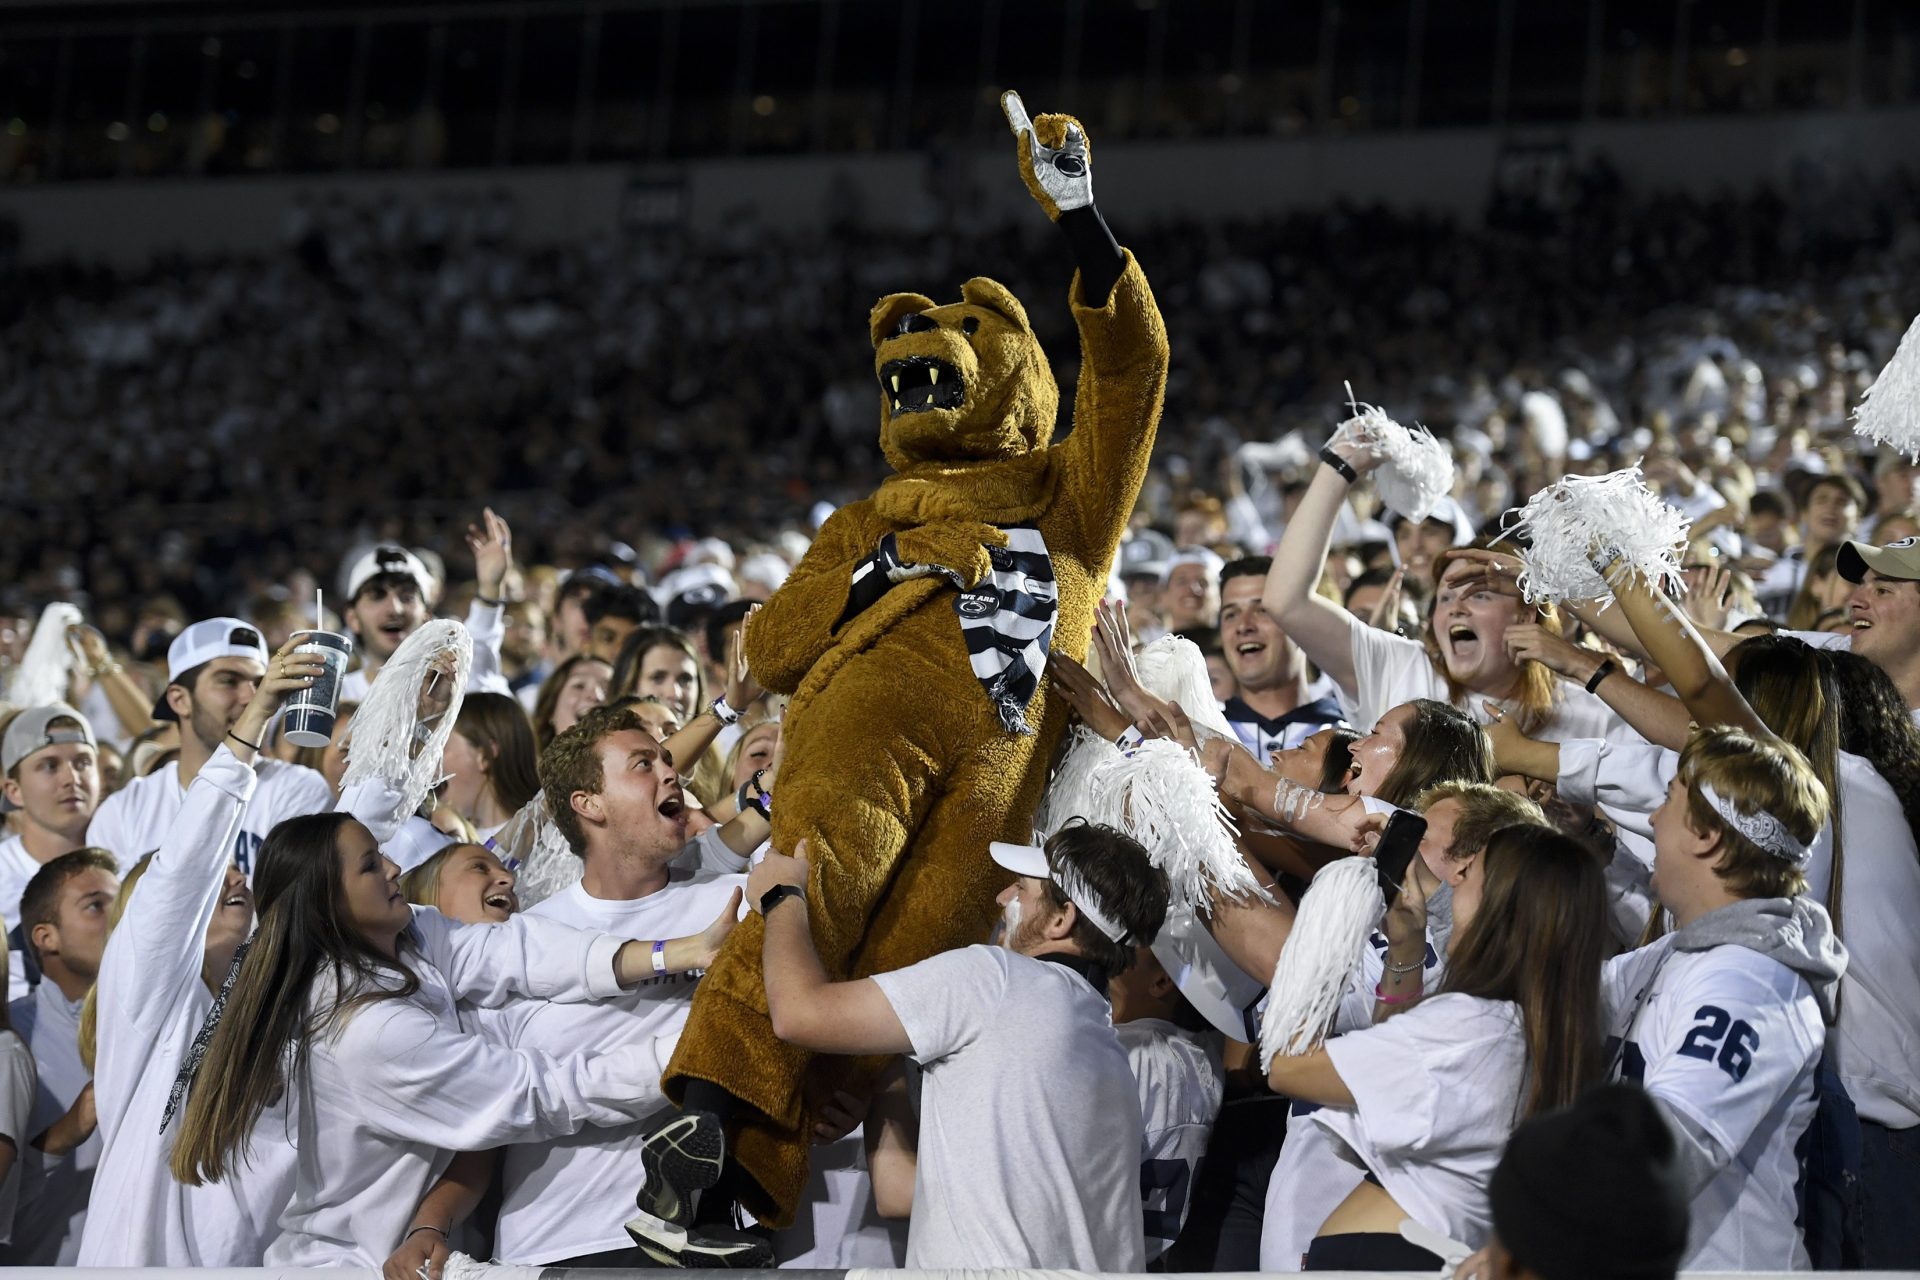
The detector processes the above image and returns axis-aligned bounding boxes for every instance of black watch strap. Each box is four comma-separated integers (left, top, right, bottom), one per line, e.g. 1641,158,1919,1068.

760,883,806,916
1585,658,1618,694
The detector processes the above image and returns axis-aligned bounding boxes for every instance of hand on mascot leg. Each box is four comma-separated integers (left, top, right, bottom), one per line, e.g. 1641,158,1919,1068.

893,522,1010,590
1002,91,1092,221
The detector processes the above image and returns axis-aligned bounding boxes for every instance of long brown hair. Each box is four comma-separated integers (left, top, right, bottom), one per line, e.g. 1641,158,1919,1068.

1372,699,1496,808
170,813,421,1186
453,692,542,814
531,654,610,753
1437,823,1608,1119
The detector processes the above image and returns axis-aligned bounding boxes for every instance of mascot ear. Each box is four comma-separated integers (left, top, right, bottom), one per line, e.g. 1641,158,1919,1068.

960,278,1033,334
870,293,939,350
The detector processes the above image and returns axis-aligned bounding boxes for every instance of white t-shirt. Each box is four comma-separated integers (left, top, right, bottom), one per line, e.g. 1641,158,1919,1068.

7,981,96,1263
1313,993,1525,1250
78,748,298,1268
1603,938,1824,1271
871,946,1146,1272
1117,1017,1223,1260
1262,930,1448,1270
0,836,44,1004
267,906,652,1268
483,870,746,1265
0,1030,35,1247
1345,623,1618,743
86,757,333,880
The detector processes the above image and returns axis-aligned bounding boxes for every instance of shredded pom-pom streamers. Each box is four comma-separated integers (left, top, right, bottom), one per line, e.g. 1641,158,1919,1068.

1036,725,1126,836
1132,636,1235,740
497,793,580,909
1258,856,1385,1070
9,603,83,707
339,619,472,834
1501,467,1690,608
1330,385,1455,522
1855,313,1920,462
1088,737,1254,914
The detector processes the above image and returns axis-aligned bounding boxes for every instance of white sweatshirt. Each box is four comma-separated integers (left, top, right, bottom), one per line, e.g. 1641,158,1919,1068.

77,746,299,1267
1561,738,1920,1129
266,906,663,1267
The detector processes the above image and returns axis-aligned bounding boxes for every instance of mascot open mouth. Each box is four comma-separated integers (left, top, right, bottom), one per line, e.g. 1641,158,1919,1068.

879,356,965,414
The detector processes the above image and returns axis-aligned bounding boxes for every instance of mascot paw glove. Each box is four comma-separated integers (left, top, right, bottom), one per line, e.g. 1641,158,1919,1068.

1002,90,1092,221
893,522,1010,590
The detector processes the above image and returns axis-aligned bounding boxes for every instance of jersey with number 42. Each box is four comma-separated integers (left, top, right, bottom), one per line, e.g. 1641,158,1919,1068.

1604,938,1824,1271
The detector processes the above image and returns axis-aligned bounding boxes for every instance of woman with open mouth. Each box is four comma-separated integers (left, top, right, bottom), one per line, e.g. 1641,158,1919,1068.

1265,434,1621,746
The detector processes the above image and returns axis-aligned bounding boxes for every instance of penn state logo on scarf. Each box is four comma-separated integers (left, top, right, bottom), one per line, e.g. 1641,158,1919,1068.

954,525,1057,735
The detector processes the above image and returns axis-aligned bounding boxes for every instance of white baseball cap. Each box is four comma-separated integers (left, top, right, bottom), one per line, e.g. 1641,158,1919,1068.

988,839,1140,945
1,703,96,811
153,618,269,721
345,545,436,602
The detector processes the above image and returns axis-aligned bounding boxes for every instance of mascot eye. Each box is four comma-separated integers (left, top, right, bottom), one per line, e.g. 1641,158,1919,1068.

895,313,937,337
962,316,980,336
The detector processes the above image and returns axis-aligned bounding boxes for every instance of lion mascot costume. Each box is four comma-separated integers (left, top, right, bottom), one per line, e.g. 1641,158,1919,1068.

644,91,1169,1250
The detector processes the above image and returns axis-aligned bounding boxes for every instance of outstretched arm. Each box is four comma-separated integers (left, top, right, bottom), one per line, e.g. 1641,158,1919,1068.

1004,90,1169,557
1263,451,1371,696
1607,564,1769,739
756,847,913,1056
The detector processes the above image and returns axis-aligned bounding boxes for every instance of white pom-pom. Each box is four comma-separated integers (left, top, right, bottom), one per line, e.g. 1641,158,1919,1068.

1132,636,1235,740
496,793,580,909
1036,726,1125,837
339,619,472,834
1258,856,1384,1070
1087,737,1256,914
1855,313,1920,461
1330,385,1455,522
8,603,83,707
1501,467,1690,608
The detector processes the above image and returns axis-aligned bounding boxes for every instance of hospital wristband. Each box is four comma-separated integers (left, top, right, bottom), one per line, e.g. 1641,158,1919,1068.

651,939,667,975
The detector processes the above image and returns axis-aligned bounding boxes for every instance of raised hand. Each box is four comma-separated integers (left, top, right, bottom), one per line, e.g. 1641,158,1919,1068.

723,605,764,711
466,507,513,601
1091,600,1158,727
1504,622,1603,684
1045,651,1132,742
231,637,326,749
1002,90,1092,221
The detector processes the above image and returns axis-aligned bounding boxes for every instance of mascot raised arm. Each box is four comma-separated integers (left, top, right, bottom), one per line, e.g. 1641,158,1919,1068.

635,92,1169,1261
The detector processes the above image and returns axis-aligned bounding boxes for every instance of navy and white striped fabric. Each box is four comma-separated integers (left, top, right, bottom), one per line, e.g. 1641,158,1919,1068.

953,525,1057,735
842,525,1059,734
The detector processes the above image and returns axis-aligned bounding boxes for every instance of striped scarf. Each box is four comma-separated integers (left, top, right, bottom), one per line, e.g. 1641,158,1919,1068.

954,525,1057,735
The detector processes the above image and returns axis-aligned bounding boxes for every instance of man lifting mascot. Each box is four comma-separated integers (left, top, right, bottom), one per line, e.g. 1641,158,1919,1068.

633,90,1170,1264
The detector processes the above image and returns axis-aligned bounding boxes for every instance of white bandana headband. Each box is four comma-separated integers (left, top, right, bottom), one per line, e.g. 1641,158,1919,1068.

1051,856,1136,946
1699,783,1812,866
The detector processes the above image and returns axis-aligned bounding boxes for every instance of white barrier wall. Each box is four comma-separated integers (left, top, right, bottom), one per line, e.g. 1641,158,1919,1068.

1,106,1917,266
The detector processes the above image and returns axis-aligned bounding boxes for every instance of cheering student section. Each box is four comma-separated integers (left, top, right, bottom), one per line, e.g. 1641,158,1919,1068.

6,85,1920,1280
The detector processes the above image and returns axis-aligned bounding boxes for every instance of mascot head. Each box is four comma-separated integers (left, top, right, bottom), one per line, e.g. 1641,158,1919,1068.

869,278,1061,472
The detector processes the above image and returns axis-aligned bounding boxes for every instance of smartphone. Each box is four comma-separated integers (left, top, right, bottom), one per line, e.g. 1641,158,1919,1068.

1373,809,1429,898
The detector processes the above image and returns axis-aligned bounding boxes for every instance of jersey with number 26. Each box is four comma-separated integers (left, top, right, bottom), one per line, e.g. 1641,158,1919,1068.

1604,938,1824,1271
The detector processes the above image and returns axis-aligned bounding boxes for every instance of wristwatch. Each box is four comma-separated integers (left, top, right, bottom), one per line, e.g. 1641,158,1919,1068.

759,883,806,916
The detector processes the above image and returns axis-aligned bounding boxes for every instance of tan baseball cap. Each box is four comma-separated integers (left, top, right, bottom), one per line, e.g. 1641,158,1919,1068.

1837,537,1920,584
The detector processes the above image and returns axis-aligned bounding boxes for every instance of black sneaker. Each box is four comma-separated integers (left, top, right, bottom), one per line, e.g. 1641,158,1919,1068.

634,1110,726,1228
625,1217,775,1270
626,1111,774,1268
